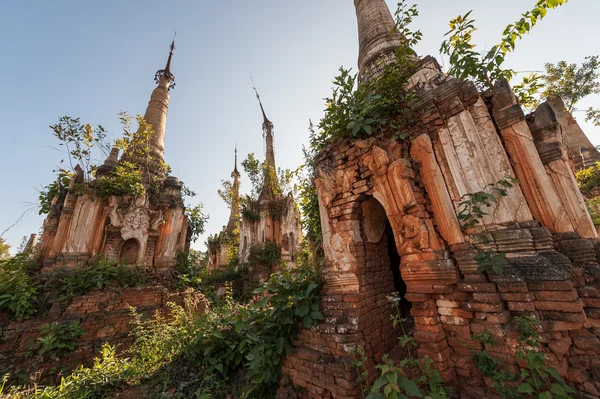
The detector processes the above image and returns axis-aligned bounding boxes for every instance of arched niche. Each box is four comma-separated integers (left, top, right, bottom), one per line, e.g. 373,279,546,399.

119,238,140,265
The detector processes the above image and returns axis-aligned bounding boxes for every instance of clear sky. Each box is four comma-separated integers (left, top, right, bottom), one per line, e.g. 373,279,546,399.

1,0,599,252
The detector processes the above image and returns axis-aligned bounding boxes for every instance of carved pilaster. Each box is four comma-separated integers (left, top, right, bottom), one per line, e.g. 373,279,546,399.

491,79,574,234
410,134,464,245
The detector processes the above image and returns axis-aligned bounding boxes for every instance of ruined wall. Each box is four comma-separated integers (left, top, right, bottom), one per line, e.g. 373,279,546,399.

238,194,302,268
0,286,204,380
280,57,600,398
38,177,187,273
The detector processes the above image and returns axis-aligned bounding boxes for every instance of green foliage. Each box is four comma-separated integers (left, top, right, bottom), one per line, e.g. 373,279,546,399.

0,238,10,261
241,198,261,222
475,250,507,275
0,253,38,320
173,250,206,289
541,55,599,112
38,321,85,360
248,242,281,271
585,197,600,228
586,107,600,127
202,265,247,287
471,316,575,399
440,0,569,91
45,258,149,307
37,169,72,215
136,265,322,398
315,0,421,149
50,116,108,182
512,73,544,111
95,161,145,198
457,177,517,229
186,203,209,242
29,344,130,399
576,162,600,195
241,153,292,200
352,294,449,399
296,122,322,250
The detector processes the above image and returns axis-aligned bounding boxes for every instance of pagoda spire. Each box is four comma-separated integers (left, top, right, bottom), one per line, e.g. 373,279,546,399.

354,0,404,82
226,145,241,232
252,79,276,171
138,34,177,176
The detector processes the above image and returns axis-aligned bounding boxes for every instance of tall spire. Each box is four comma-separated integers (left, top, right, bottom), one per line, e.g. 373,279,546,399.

251,78,276,171
354,0,404,82
139,35,177,176
227,145,241,232
233,143,240,177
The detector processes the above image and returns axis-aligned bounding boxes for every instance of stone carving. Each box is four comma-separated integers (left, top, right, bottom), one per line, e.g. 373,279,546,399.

410,134,464,245
398,215,429,255
435,107,532,229
528,102,597,239
387,158,417,211
491,79,574,234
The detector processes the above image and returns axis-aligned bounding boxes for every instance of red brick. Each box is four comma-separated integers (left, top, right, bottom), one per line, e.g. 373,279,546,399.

433,285,454,294
535,301,583,313
500,292,534,302
578,286,600,298
484,311,511,324
472,293,501,303
535,290,578,302
405,293,429,302
497,282,528,293
407,284,435,293
508,301,536,312
582,298,600,308
463,302,505,312
527,281,573,291
457,283,496,293
436,299,461,308
413,330,446,343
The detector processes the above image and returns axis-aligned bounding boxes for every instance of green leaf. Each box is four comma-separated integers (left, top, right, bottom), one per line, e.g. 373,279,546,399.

310,311,324,320
373,376,388,391
295,303,310,317
275,337,284,354
398,377,422,397
517,383,534,394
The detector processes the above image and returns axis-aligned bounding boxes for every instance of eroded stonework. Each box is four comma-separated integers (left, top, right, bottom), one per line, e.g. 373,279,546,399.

279,2,600,396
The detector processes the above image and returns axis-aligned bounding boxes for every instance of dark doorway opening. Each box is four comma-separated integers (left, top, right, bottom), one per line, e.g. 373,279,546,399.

386,221,411,317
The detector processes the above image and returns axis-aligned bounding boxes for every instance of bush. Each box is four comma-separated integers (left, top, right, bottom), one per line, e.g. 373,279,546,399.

38,321,86,360
0,254,39,320
247,242,280,270
576,162,600,195
94,161,145,198
45,258,149,307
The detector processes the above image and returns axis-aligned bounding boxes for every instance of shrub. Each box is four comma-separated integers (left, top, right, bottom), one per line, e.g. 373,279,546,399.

247,242,280,271
576,162,600,195
0,254,39,320
94,161,145,198
38,321,85,360
45,258,149,307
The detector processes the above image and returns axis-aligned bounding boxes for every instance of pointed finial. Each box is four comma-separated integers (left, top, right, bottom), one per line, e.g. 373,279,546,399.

251,77,271,126
155,33,177,90
233,143,239,175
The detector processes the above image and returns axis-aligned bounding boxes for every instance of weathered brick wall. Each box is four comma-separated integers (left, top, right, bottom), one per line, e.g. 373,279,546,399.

0,286,203,381
279,136,600,398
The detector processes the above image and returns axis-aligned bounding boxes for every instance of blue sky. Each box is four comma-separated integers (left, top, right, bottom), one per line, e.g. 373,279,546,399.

1,0,599,252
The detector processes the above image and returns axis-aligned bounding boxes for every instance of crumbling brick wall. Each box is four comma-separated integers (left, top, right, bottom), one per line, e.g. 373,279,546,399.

0,286,204,380
279,56,600,398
